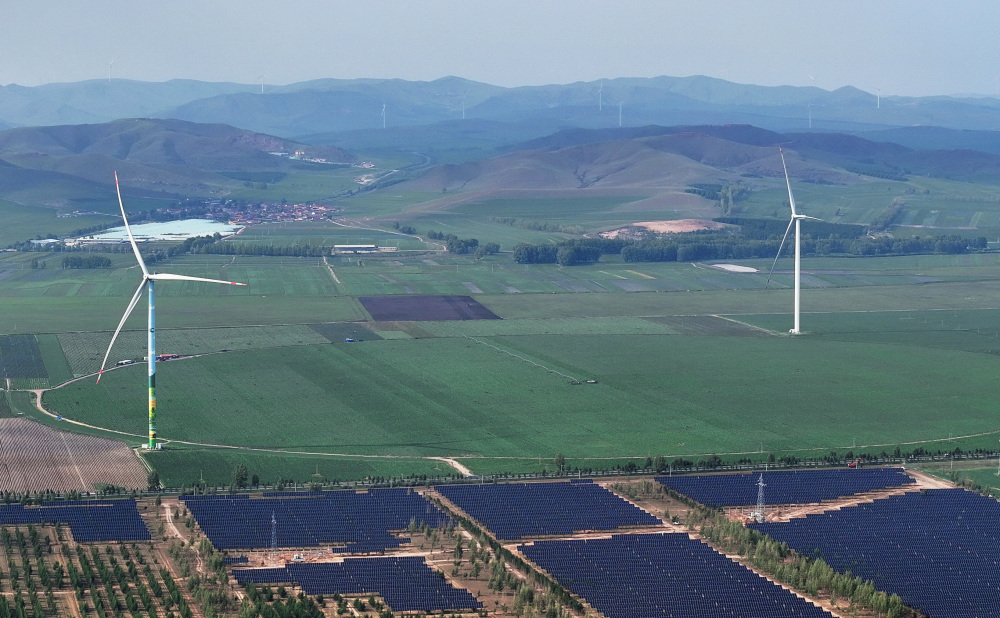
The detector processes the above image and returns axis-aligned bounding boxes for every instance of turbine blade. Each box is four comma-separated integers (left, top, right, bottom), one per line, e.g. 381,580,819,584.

796,214,824,222
97,279,147,383
147,273,247,285
766,218,796,289
778,148,798,217
114,172,149,277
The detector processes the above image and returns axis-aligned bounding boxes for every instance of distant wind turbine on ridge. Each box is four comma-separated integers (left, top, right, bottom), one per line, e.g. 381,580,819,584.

97,173,247,450
108,58,115,84
258,74,265,94
598,80,603,111
381,103,386,129
766,149,822,334
618,101,625,127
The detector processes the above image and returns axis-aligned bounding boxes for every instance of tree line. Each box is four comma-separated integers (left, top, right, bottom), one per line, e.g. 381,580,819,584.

512,225,987,265
61,255,112,269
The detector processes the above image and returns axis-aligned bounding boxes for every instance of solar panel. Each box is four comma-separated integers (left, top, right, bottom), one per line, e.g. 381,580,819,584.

752,488,1000,617
436,481,661,541
182,488,451,551
0,500,150,542
657,467,914,507
521,533,833,617
234,556,481,613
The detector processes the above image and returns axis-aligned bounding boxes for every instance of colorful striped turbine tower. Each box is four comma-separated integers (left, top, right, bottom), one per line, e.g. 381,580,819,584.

97,172,247,449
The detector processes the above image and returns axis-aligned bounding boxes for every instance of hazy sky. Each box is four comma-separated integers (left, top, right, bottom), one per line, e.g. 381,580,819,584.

4,0,999,97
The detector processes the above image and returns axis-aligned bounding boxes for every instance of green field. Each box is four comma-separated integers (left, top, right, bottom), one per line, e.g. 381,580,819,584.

143,447,455,488
42,333,1000,467
6,175,1000,486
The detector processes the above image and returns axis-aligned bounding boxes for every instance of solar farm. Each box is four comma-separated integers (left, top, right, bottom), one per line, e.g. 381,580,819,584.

6,148,1000,616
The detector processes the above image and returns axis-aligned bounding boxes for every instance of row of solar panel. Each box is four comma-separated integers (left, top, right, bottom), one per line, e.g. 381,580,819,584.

436,481,661,540
752,488,1000,618
521,533,833,617
234,556,481,613
656,467,914,507
181,489,451,551
0,500,150,542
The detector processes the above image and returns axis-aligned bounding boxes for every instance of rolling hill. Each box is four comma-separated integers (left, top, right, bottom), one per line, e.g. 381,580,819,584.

0,118,354,202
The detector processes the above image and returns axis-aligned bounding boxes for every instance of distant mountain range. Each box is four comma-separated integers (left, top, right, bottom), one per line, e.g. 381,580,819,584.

3,75,1000,141
399,123,1000,197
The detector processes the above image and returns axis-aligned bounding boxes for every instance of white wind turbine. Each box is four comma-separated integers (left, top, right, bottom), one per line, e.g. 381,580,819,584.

766,148,822,334
461,90,468,120
97,172,247,449
618,100,625,127
598,80,603,111
381,103,386,129
258,74,265,94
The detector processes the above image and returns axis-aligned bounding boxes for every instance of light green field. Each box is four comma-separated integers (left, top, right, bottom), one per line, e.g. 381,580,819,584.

42,334,1000,466
229,221,428,249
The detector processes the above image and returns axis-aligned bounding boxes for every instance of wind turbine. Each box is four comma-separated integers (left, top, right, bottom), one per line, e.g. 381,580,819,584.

258,74,265,94
766,149,822,334
461,90,468,120
618,100,625,127
97,172,247,449
108,58,115,84
598,80,603,111
381,103,386,129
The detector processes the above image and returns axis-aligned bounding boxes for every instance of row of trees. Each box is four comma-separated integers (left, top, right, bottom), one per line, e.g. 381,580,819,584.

61,255,112,269
685,504,914,617
512,231,987,265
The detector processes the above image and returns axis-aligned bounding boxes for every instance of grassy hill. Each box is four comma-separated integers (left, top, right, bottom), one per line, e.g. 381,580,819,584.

0,118,355,203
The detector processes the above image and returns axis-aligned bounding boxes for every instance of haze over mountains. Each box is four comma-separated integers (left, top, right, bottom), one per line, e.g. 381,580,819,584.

2,74,1000,209
4,75,1000,138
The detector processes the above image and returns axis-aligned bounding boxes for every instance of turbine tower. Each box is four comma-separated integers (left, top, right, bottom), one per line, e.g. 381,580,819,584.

97,172,247,449
108,58,115,84
381,103,386,129
766,148,822,334
258,74,265,94
598,80,603,111
618,101,624,127
461,90,468,120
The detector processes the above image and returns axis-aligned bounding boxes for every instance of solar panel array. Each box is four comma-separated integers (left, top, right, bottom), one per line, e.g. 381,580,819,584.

520,533,833,617
656,467,914,507
181,489,450,551
234,556,482,613
751,488,1000,618
0,500,150,542
436,481,661,541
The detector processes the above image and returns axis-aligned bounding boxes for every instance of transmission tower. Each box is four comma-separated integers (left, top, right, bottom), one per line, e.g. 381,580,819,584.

752,474,766,523
271,511,277,558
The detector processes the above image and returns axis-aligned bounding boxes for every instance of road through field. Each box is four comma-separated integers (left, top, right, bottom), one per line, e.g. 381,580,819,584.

30,379,477,477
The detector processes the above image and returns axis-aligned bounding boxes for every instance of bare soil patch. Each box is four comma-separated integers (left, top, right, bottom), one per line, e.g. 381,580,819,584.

0,418,146,492
601,218,732,239
360,295,501,322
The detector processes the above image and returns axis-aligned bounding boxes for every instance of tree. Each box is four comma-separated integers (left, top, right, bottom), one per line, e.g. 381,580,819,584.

554,453,566,473
233,464,249,489
147,471,160,492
